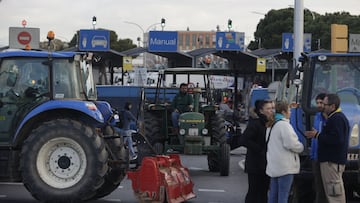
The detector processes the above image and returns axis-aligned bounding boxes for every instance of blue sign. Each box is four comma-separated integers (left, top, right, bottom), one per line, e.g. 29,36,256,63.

282,33,312,52
148,31,178,52
216,32,245,51
79,30,110,51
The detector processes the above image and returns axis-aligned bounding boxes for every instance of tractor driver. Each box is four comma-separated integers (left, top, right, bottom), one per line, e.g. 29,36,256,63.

171,83,194,134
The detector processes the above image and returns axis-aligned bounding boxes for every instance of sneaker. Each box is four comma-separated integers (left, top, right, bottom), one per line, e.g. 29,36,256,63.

130,155,137,160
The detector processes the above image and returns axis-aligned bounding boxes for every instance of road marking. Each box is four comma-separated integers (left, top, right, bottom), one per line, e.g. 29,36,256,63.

117,185,124,189
188,167,205,171
104,198,122,202
0,182,23,185
0,195,7,198
198,188,225,192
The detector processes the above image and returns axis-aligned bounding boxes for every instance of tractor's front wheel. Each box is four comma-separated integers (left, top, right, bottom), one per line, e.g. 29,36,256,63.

207,113,229,176
95,126,129,198
20,119,108,203
219,143,230,176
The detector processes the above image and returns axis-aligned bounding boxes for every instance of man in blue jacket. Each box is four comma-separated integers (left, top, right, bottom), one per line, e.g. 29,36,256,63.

305,93,328,203
316,94,349,203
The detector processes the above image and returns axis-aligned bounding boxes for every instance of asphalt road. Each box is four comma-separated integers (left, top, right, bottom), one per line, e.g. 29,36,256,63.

0,147,248,203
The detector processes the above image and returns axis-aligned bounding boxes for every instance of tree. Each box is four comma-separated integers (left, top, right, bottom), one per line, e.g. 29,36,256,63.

247,8,360,51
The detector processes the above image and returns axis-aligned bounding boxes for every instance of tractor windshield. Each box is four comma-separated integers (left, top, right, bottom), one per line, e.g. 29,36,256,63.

53,58,96,100
310,55,360,107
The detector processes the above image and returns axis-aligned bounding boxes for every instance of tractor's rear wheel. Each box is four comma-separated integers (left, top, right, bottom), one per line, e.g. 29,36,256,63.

144,112,163,145
20,119,108,203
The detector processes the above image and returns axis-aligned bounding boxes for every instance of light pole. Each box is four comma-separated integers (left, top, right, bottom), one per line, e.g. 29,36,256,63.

124,19,165,69
123,21,163,47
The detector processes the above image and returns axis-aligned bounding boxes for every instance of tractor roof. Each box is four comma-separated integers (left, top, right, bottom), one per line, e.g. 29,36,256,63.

0,50,78,59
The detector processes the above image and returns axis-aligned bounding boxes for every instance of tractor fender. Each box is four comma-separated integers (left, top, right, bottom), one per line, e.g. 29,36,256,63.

13,100,104,141
127,154,196,203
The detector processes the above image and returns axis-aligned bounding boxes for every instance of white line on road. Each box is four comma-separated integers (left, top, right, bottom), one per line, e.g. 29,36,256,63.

0,182,23,185
198,188,225,192
104,199,122,202
0,195,7,198
188,167,206,171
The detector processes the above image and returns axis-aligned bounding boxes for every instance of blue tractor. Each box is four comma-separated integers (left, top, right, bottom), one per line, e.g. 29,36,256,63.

0,49,129,202
252,52,360,202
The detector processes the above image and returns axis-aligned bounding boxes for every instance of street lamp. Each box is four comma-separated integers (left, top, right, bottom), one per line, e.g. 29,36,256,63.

124,19,164,48
124,19,164,69
92,16,97,29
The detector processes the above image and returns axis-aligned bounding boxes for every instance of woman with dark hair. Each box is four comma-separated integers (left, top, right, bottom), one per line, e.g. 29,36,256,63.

241,99,274,203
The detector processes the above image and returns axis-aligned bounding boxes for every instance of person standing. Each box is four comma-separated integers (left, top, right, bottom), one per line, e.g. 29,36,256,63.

305,93,328,203
317,94,349,203
171,83,193,132
122,102,138,160
266,101,304,203
241,100,274,203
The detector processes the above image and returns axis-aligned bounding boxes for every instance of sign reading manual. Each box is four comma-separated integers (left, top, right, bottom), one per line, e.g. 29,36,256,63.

148,31,178,52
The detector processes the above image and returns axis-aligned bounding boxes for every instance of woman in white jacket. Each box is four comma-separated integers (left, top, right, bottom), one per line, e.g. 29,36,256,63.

266,101,304,203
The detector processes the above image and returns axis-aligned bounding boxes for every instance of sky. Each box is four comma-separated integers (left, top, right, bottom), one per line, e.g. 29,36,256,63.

0,0,359,47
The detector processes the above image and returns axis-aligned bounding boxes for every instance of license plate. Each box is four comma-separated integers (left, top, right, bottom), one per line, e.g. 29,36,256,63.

347,153,359,161
188,128,198,136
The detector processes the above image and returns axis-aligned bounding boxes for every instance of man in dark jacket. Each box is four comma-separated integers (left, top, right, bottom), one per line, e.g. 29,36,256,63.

317,94,349,203
171,83,193,130
240,100,273,203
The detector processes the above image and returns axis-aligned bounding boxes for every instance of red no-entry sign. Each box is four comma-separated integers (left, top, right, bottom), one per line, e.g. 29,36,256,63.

9,27,40,49
17,31,32,45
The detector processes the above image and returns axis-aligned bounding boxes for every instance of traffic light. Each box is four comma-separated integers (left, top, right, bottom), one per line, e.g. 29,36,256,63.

161,18,166,31
227,19,232,30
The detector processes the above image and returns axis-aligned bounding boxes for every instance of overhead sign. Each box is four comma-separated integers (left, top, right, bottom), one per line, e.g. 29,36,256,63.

79,29,110,51
123,56,133,71
148,31,178,52
349,34,360,53
256,58,266,72
216,32,245,51
9,27,40,49
282,33,312,52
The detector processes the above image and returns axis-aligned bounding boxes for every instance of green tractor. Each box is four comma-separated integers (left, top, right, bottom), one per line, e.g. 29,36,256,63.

143,68,230,176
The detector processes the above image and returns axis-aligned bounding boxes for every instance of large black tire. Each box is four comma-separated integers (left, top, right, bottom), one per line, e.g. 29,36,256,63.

209,113,226,144
207,113,228,174
20,119,108,203
144,112,163,145
95,126,129,198
207,151,219,172
153,142,164,154
219,143,230,176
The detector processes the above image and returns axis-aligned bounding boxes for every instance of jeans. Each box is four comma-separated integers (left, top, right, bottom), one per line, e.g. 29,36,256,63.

114,127,136,158
268,174,294,203
171,111,180,128
124,132,136,157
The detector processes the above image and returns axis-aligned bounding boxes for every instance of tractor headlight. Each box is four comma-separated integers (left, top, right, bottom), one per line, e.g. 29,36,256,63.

179,129,186,135
349,124,359,147
202,128,208,135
